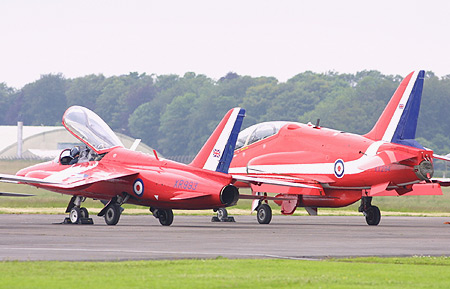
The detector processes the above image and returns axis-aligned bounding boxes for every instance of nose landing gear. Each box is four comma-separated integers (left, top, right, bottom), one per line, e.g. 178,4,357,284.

211,208,235,222
64,196,93,224
359,196,381,226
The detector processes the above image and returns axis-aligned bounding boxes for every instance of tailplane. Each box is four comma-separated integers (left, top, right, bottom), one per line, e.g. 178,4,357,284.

364,70,425,148
189,108,245,173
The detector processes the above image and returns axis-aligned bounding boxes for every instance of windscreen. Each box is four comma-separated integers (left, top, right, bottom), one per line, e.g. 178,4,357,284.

235,121,291,149
63,106,124,153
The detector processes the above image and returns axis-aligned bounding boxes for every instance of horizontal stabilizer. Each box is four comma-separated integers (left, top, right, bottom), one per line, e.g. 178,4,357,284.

433,154,450,162
367,182,442,196
432,178,450,187
0,192,34,197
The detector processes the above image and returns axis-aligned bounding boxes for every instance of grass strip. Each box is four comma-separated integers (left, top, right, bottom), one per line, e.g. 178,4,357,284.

1,257,450,289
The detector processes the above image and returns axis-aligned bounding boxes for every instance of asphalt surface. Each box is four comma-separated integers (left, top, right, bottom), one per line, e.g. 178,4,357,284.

1,214,450,261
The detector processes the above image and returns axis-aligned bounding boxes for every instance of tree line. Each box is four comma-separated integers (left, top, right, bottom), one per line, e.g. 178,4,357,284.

1,70,449,157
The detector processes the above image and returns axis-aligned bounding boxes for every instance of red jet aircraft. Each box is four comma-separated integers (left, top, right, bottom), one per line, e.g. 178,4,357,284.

0,106,245,226
229,70,449,225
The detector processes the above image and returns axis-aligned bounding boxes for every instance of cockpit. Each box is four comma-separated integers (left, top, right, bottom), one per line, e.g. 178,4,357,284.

235,121,290,149
62,106,124,154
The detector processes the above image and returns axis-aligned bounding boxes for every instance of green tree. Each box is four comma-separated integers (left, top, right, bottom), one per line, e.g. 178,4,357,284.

66,74,106,110
158,93,198,156
0,83,16,124
128,102,161,150
19,74,67,125
95,72,153,133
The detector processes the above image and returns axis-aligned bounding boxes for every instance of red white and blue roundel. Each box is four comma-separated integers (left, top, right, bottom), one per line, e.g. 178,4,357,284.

133,179,144,197
334,159,345,178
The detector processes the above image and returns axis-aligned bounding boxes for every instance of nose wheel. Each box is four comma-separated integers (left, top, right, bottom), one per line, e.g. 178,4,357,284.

64,196,93,224
211,208,235,222
364,205,381,226
359,196,381,226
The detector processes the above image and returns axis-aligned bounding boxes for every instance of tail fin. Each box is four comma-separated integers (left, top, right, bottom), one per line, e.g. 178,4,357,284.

189,107,245,173
364,70,425,148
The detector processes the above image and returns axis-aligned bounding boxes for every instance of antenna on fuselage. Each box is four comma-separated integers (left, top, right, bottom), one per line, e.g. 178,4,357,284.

314,119,320,129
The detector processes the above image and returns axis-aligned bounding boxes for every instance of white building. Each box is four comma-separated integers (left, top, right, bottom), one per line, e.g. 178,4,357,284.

0,125,154,159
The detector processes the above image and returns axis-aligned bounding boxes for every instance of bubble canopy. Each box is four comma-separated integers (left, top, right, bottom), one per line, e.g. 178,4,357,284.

62,106,124,154
235,121,290,149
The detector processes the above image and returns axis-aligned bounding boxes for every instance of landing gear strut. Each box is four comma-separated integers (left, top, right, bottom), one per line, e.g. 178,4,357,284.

359,196,381,226
211,208,235,222
98,195,129,226
64,196,93,225
150,207,174,226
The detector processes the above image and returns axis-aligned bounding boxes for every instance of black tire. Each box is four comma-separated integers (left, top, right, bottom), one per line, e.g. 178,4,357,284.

217,208,228,221
365,206,381,226
80,207,89,219
104,204,121,226
69,207,81,224
257,204,272,224
158,209,174,226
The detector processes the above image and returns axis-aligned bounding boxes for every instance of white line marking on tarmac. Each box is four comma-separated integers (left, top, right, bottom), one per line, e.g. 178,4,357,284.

0,246,319,261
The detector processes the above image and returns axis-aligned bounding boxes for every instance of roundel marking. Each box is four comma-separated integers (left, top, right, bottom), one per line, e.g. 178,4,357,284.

133,178,144,197
334,159,345,178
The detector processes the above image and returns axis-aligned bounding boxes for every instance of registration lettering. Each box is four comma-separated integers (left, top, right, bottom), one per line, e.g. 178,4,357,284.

174,179,198,191
374,165,391,172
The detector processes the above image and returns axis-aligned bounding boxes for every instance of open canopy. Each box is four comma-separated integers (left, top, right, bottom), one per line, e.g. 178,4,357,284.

62,106,124,154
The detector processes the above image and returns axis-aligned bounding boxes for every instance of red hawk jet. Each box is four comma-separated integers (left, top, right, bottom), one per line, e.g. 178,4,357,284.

0,106,245,226
230,70,449,225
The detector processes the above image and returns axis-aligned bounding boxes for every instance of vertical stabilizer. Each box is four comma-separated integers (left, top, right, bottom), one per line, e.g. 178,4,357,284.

189,108,245,173
364,70,425,148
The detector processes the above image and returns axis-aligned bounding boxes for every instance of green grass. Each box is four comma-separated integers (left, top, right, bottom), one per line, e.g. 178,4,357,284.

1,257,450,289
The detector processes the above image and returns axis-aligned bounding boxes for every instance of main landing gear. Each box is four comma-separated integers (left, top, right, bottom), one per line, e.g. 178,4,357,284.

250,194,273,224
150,207,174,226
256,203,272,224
64,196,93,225
359,196,381,226
211,208,235,222
97,195,129,225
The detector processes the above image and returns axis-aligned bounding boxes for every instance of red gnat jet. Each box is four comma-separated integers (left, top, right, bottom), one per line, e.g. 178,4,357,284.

0,106,245,226
230,70,450,225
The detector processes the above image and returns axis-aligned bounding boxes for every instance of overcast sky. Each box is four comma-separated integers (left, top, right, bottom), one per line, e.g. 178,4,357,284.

1,0,449,88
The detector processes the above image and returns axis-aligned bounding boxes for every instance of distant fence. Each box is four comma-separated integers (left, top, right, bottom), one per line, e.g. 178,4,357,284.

165,155,195,164
0,156,54,161
0,154,198,164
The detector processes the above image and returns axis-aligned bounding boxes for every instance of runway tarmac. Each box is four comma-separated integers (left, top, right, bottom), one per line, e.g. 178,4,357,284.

1,214,450,261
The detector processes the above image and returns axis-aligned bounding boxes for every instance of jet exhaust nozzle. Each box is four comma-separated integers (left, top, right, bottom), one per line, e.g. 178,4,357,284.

220,185,239,207
414,160,434,181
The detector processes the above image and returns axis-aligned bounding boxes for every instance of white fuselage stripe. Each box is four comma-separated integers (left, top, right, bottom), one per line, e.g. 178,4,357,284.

229,141,388,176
